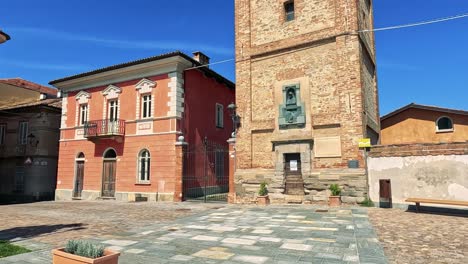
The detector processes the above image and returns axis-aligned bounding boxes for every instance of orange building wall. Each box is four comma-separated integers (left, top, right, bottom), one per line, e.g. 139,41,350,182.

65,74,169,130
56,67,235,201
57,134,176,194
381,108,468,145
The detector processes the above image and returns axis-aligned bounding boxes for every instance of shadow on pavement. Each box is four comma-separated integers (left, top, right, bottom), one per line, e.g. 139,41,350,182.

406,205,468,217
0,223,86,241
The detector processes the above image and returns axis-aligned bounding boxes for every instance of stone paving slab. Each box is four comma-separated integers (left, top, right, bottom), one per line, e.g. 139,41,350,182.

0,205,388,264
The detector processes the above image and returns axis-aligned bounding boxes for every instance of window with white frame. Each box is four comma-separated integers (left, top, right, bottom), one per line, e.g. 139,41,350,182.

141,94,152,118
215,103,224,128
79,104,88,126
436,116,454,132
215,150,225,179
138,149,151,182
108,100,118,122
18,121,28,145
0,124,6,145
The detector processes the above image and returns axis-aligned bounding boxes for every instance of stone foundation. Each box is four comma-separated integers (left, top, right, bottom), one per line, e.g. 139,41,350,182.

234,168,367,204
55,189,174,202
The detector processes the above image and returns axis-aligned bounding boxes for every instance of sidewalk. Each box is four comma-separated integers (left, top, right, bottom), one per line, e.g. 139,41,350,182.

0,205,387,264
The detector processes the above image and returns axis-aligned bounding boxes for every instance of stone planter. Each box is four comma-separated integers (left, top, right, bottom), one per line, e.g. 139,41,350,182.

257,195,270,205
52,247,120,264
328,195,341,207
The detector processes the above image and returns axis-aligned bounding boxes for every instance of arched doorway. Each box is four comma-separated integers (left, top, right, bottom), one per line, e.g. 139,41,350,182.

102,148,117,198
73,152,85,198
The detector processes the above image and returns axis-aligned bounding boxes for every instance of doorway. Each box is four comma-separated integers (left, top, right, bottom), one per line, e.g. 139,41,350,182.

73,152,85,198
102,149,117,198
284,153,304,195
379,179,392,208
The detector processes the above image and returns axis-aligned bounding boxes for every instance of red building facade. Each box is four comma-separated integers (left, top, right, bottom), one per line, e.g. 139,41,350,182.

51,51,235,202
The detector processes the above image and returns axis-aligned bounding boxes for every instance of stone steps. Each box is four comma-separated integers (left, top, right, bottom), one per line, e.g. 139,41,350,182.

285,174,305,195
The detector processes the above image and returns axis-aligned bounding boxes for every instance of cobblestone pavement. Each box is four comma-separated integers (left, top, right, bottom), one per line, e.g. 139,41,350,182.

0,200,220,246
368,208,468,264
0,204,387,264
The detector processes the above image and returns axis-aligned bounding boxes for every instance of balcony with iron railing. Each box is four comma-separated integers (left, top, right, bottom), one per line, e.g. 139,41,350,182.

84,119,125,139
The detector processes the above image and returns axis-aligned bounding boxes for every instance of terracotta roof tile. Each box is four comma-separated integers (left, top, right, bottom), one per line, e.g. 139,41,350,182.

0,78,57,95
0,98,62,111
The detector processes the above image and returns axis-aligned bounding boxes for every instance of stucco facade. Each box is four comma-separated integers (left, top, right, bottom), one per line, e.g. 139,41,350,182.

234,0,379,203
368,142,468,208
51,51,234,202
381,103,468,145
0,80,60,202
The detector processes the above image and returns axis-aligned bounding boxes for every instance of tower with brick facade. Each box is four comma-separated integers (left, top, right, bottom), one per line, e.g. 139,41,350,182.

234,0,379,203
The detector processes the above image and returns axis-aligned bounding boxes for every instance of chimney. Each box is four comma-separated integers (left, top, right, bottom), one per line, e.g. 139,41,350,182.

192,51,210,68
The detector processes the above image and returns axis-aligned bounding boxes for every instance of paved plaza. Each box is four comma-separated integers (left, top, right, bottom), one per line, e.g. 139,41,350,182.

0,202,387,264
0,201,467,263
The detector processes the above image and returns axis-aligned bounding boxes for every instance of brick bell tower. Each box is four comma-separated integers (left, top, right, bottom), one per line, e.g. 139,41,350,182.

233,0,379,204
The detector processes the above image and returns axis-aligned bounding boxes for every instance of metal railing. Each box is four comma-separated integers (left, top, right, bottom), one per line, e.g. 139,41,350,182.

84,119,125,138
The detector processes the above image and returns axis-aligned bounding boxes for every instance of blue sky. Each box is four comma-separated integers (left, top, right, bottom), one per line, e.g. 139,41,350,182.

1,0,467,115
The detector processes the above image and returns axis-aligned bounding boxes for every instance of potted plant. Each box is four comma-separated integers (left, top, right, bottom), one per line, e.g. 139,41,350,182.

257,181,270,205
52,240,120,264
328,184,341,207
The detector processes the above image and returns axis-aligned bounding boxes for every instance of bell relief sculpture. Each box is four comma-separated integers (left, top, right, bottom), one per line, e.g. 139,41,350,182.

279,84,306,129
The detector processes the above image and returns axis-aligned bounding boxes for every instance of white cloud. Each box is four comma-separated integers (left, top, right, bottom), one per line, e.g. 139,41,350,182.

9,27,234,56
0,59,89,71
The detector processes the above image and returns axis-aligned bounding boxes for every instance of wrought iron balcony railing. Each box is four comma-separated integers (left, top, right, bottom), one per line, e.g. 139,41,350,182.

84,119,125,138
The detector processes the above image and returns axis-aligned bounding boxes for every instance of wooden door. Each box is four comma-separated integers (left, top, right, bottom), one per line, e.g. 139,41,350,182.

73,161,84,198
379,179,392,208
102,160,116,197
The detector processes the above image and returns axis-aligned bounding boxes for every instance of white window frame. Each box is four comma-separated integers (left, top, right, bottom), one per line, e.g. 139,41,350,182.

79,104,88,126
141,94,152,119
0,123,6,145
108,100,119,122
137,149,151,183
215,103,224,128
436,116,454,133
18,121,28,145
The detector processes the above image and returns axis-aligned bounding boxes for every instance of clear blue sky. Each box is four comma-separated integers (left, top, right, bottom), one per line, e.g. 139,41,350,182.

1,0,467,115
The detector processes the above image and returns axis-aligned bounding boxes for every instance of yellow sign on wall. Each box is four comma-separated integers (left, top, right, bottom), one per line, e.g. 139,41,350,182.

358,138,372,148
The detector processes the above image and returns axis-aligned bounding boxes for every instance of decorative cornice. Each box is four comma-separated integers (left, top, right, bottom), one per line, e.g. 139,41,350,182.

135,78,156,94
102,84,122,99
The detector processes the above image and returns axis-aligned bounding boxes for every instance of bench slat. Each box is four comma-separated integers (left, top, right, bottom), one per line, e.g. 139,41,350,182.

405,198,468,207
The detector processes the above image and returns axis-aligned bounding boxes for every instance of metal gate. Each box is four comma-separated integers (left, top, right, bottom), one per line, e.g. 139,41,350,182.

182,138,229,202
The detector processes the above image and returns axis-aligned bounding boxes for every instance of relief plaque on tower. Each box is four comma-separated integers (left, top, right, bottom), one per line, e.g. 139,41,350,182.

278,84,305,129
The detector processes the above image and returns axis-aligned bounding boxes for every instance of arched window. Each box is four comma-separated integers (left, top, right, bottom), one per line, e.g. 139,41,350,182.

103,148,117,159
76,152,85,159
436,116,454,132
138,149,150,182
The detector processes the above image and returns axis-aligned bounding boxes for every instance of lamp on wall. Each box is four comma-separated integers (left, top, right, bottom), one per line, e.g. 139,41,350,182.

27,133,39,147
227,102,240,138
0,29,10,44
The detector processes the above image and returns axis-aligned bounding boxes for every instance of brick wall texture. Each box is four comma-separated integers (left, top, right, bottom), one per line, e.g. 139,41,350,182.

369,142,468,158
233,0,379,203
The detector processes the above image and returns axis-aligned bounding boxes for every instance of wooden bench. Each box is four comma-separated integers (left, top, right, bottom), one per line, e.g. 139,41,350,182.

405,198,468,213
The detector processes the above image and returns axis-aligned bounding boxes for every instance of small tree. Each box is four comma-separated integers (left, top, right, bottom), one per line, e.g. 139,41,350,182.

258,182,268,196
329,184,341,196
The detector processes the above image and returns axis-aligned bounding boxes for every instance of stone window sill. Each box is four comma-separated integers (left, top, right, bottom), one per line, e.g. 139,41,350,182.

436,129,454,134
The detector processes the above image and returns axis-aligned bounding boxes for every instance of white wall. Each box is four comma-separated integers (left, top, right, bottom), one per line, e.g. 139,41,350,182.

368,155,468,206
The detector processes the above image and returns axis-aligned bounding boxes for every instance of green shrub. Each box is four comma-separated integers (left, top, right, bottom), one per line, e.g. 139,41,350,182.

329,184,341,196
258,182,268,196
65,240,104,259
359,197,375,207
